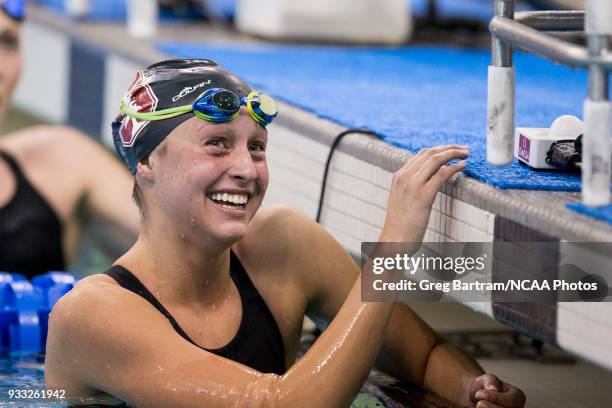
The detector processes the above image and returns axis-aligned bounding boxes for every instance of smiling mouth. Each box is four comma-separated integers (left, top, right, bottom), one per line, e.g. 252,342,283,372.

206,192,249,209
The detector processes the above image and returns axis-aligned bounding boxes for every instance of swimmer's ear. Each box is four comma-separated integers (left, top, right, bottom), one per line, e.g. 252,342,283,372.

136,157,155,183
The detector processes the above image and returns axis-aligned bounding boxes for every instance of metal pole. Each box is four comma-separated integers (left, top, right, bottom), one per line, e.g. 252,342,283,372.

490,16,612,69
492,0,515,67
487,0,516,166
582,0,611,206
514,11,584,31
588,36,610,101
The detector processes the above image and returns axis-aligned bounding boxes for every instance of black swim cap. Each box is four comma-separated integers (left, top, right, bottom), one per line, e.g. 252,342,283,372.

1,0,25,21
112,59,251,174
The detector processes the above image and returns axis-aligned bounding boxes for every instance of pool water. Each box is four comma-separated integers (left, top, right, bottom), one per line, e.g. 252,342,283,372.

0,353,66,407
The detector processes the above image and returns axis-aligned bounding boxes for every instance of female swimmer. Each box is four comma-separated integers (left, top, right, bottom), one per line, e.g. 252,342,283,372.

45,59,525,408
0,0,139,278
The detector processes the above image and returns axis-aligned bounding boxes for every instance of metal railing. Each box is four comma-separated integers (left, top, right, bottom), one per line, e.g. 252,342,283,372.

487,0,611,206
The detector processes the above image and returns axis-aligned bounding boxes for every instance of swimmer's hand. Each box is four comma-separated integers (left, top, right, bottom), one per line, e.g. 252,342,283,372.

469,373,526,408
380,145,468,244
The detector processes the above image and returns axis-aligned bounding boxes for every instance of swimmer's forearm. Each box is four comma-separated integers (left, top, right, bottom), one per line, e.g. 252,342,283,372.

274,278,395,407
423,341,484,406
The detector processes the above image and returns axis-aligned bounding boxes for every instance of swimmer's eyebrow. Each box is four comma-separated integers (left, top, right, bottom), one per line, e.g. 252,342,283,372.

194,120,267,142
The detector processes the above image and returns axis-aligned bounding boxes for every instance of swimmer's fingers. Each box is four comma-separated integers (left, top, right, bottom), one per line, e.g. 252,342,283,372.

380,145,466,243
474,382,526,408
424,160,466,197
415,147,468,184
469,374,501,403
403,145,468,174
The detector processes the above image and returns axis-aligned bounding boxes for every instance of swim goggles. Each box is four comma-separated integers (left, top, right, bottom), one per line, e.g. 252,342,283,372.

0,0,25,21
120,88,278,127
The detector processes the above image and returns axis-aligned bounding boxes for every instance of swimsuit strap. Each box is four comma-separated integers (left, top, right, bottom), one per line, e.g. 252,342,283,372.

105,265,198,345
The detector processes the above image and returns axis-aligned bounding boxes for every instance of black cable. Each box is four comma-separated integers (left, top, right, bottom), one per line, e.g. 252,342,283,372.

315,129,381,224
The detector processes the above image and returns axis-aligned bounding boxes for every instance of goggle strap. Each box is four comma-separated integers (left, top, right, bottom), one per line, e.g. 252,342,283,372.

121,104,193,121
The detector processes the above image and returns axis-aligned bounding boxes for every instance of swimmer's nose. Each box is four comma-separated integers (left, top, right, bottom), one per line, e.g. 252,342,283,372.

228,147,258,182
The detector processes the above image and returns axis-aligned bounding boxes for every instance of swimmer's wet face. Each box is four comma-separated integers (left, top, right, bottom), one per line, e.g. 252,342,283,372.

139,109,269,244
0,10,21,124
113,59,272,241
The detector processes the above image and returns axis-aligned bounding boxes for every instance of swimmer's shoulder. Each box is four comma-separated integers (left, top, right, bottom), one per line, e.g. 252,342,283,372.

237,204,342,283
0,125,120,180
50,272,140,316
45,274,125,395
0,125,89,161
241,203,358,292
239,204,319,261
45,273,174,395
0,125,93,196
47,274,138,340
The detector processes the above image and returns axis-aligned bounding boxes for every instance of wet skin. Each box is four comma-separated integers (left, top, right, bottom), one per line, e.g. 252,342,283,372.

0,11,139,263
45,98,525,406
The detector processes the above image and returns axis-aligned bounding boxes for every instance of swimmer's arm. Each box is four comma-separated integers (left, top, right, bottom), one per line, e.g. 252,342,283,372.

71,128,140,249
45,275,396,408
296,212,483,405
375,306,484,406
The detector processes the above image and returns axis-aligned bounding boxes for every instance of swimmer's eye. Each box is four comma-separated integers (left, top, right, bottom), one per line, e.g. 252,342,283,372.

205,138,229,149
249,142,266,153
0,31,19,52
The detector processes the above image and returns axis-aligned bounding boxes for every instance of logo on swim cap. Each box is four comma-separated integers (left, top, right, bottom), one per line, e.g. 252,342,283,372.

119,71,159,148
172,80,212,102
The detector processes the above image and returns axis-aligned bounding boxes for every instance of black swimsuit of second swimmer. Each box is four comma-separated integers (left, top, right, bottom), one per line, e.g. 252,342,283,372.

104,250,286,375
0,150,65,278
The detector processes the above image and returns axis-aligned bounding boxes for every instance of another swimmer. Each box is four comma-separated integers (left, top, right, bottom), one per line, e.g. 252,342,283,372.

0,0,139,278
46,59,525,408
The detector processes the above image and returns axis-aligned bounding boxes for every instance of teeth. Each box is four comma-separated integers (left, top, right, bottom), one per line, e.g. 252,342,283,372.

209,192,249,205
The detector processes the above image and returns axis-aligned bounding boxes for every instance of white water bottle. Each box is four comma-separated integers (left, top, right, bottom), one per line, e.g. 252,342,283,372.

128,0,158,39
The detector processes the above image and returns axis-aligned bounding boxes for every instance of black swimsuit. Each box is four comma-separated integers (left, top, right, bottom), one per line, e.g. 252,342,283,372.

104,250,286,375
0,150,65,279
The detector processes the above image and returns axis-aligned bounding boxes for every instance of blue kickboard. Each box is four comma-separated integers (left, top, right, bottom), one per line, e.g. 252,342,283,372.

156,42,603,191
